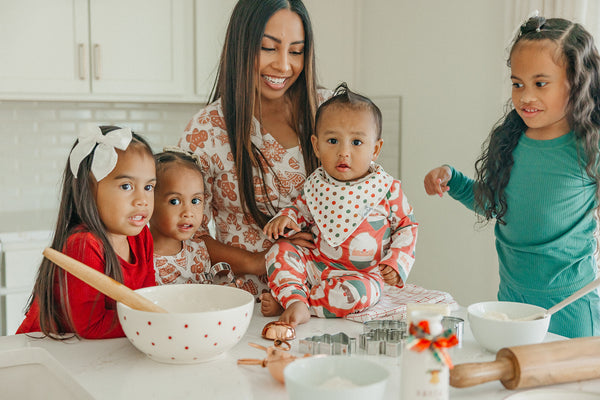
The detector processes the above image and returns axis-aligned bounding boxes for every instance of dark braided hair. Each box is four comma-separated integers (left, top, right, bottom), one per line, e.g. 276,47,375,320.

474,16,600,224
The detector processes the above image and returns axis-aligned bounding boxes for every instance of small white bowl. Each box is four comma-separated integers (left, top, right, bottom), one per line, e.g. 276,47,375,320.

468,301,550,353
284,356,389,400
117,284,254,364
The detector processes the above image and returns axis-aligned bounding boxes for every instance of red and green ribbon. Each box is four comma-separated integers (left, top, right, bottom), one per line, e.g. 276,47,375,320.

405,320,459,369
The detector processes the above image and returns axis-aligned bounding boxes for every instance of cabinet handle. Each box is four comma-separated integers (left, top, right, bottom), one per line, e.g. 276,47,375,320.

77,43,86,80
93,44,101,80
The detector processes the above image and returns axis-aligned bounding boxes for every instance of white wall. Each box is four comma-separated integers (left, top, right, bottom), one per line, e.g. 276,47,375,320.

356,0,508,305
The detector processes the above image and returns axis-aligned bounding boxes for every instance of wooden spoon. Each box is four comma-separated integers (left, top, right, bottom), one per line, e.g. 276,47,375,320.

517,278,600,321
43,247,167,313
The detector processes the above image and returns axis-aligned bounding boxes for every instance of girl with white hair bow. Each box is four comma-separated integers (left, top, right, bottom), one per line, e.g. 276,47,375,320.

17,125,157,339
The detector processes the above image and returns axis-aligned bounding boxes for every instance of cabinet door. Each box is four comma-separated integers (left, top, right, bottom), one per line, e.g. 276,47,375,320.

89,0,194,96
0,0,89,94
194,0,237,99
303,0,358,89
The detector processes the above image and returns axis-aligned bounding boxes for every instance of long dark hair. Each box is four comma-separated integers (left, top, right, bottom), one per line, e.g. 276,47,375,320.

474,16,600,224
25,126,154,338
210,0,319,228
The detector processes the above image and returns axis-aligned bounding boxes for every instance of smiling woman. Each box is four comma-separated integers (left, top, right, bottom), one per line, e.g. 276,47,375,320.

178,0,331,298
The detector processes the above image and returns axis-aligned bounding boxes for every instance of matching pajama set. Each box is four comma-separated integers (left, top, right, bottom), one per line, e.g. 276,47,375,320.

266,164,418,318
179,90,331,297
448,132,600,338
154,235,212,285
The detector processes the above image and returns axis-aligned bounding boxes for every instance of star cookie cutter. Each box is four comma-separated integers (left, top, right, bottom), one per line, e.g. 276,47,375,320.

298,332,356,356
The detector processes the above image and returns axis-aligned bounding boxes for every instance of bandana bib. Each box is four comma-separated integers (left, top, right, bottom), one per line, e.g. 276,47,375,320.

304,164,393,247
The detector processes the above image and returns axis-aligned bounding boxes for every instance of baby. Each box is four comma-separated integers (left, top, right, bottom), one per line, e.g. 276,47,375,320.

260,83,418,326
150,148,236,286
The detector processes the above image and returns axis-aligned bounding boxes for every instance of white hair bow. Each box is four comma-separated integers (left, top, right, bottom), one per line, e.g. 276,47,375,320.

69,125,133,181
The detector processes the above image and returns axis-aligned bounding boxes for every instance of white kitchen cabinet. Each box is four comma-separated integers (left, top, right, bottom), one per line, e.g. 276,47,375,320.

0,230,52,336
0,0,89,94
0,0,194,99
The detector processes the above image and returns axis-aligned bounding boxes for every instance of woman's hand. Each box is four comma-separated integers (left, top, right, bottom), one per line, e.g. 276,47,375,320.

424,165,452,197
247,249,270,276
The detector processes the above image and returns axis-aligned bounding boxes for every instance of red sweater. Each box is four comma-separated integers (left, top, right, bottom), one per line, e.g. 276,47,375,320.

16,226,155,338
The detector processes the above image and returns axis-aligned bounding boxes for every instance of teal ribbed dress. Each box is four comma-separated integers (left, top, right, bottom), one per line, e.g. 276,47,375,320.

448,132,600,337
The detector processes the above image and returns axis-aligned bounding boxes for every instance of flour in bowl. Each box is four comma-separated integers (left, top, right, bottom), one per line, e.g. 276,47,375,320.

319,376,357,388
482,311,512,321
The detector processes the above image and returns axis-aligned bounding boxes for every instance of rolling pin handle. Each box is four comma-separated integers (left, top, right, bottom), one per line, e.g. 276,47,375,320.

450,357,515,388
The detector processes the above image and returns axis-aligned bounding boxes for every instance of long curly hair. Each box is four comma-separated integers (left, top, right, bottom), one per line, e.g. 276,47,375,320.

474,16,600,224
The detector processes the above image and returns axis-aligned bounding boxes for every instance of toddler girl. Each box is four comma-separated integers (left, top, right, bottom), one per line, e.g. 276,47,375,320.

261,83,418,326
17,125,156,339
151,148,236,285
424,16,600,338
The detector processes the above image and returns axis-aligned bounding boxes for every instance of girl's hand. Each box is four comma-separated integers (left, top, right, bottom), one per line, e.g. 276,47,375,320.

263,216,300,239
379,264,401,286
424,165,452,197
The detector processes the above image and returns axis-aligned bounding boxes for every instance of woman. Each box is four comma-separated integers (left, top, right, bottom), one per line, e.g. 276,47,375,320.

178,0,329,296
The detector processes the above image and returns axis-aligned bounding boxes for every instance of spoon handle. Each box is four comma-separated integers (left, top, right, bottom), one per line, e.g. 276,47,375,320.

547,278,600,316
43,247,167,313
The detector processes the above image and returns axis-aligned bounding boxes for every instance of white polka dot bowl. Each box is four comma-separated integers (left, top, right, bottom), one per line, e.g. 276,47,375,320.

117,284,254,364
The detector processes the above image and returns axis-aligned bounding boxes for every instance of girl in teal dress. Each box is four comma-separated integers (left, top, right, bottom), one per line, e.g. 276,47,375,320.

424,16,600,338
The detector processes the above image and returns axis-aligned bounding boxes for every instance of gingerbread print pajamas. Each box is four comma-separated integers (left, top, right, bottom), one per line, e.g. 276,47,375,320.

266,164,418,317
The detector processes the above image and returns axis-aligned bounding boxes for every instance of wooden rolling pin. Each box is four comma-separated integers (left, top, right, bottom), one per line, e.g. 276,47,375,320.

43,247,167,313
450,337,600,389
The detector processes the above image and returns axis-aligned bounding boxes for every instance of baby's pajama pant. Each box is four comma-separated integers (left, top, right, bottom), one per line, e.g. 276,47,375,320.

266,241,383,318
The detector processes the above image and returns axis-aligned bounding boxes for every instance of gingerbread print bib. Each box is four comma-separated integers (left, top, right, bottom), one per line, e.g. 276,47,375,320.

304,164,393,247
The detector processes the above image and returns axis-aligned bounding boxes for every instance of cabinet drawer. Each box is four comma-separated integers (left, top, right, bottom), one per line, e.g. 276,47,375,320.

3,249,44,288
3,292,30,336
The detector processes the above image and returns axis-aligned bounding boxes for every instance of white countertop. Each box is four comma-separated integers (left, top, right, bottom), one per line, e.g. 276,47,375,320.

2,305,600,399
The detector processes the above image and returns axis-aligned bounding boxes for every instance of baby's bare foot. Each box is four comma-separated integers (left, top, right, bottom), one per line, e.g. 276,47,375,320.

259,293,284,317
279,301,310,327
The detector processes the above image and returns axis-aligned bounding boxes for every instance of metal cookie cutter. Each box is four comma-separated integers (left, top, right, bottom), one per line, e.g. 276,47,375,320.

299,332,356,356
199,262,239,286
359,320,407,357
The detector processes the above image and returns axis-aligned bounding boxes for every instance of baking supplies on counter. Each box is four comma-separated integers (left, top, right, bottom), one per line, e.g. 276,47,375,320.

468,301,550,352
117,284,254,363
401,312,458,400
238,341,309,384
359,320,406,357
284,356,389,400
262,321,296,341
450,337,600,390
299,332,356,355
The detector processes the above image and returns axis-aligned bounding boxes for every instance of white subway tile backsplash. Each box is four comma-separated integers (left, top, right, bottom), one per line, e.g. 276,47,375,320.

15,109,57,120
0,100,204,213
93,109,128,121
129,110,163,121
58,109,93,120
